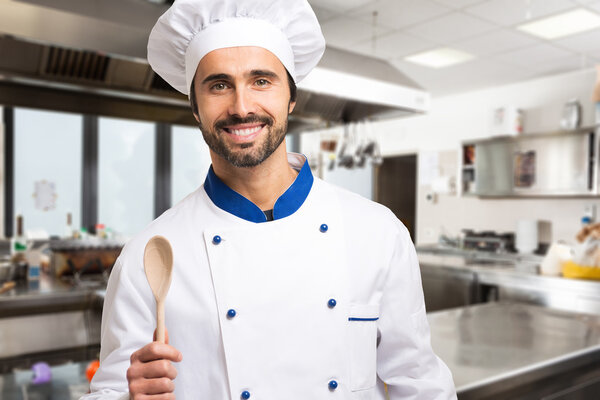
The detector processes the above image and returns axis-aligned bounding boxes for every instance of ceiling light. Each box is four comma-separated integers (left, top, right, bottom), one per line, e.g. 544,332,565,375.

404,48,474,68
517,8,600,40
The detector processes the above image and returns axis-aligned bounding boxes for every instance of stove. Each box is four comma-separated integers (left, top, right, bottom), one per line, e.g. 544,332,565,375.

461,230,516,253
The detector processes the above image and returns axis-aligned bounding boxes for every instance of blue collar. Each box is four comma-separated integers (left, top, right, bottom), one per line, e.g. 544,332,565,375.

203,153,314,223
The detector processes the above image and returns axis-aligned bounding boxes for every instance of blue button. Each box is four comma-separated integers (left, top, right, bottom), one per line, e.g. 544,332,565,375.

328,299,337,308
328,380,338,390
227,309,237,319
320,224,328,233
241,391,251,399
212,235,222,245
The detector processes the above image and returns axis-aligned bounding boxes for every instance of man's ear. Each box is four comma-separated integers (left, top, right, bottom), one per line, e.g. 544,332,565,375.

193,112,201,124
288,101,296,114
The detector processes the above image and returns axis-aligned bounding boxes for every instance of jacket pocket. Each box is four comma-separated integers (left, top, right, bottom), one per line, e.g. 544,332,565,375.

348,304,379,392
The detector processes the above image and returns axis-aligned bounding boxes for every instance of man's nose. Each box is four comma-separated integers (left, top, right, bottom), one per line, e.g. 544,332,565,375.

228,87,256,117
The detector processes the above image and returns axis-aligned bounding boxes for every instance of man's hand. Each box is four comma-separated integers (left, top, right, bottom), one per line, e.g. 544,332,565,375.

127,329,182,399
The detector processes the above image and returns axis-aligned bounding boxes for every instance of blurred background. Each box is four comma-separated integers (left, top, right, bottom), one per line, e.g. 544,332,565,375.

2,0,600,398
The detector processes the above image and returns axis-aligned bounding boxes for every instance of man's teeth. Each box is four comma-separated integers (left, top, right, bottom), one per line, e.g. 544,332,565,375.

228,125,262,136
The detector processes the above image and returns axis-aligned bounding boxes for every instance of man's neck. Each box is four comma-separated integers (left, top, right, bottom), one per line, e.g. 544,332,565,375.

210,144,298,211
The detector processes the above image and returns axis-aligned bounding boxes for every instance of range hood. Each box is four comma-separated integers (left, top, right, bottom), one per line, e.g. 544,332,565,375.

0,0,429,130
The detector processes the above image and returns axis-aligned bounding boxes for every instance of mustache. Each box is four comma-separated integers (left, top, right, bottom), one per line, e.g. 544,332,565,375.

214,115,273,131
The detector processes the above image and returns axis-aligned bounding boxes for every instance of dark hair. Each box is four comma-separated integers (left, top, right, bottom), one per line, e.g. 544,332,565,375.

189,69,297,116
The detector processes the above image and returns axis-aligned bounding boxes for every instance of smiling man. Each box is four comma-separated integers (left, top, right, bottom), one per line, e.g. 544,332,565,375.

82,0,456,399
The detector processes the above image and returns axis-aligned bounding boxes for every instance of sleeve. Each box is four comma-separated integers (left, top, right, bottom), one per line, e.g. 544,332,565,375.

376,221,457,400
80,252,155,399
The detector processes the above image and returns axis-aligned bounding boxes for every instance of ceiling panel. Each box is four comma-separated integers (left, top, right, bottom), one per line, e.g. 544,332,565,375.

352,31,437,59
525,54,598,74
391,57,532,95
464,0,578,27
308,0,377,13
555,28,600,53
493,43,576,68
432,0,489,9
350,0,452,30
406,12,498,43
454,28,540,56
587,1,600,12
311,5,339,23
320,15,392,47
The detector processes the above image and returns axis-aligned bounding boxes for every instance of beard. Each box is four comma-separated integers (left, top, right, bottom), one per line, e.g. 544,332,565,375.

199,114,288,168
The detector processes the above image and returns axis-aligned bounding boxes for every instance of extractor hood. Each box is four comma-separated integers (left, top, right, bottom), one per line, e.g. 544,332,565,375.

0,0,429,130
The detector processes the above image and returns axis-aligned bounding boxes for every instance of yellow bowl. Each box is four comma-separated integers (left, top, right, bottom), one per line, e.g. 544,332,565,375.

562,261,600,280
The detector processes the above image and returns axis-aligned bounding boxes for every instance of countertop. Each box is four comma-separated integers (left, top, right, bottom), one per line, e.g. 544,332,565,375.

3,270,600,398
417,246,600,301
428,302,600,398
0,274,105,318
4,302,597,399
0,360,90,399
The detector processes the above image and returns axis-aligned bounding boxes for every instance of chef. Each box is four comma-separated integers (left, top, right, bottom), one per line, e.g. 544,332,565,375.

83,0,456,399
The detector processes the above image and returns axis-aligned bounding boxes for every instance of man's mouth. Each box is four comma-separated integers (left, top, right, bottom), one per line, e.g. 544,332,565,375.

222,124,266,137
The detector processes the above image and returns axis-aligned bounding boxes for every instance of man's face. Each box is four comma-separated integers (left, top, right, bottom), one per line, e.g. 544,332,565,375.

192,46,296,168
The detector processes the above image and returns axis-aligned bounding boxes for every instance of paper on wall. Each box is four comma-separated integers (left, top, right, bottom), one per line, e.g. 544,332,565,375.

419,151,439,186
33,180,57,211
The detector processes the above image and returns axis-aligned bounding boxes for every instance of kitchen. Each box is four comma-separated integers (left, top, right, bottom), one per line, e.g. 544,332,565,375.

2,0,600,398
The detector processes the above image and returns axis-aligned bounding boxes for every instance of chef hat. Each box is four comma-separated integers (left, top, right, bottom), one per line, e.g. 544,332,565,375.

147,0,326,96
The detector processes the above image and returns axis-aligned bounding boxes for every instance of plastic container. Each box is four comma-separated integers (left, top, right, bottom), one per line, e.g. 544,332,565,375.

540,243,572,276
562,261,600,280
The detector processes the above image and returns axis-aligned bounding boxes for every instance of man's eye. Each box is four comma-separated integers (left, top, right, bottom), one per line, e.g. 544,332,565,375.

212,83,227,90
255,79,270,87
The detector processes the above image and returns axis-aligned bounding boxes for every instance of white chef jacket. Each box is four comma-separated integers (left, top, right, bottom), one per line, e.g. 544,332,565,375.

83,153,456,400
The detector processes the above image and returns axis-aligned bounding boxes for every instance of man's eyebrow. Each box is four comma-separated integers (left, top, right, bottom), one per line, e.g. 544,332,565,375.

248,69,279,79
201,73,232,85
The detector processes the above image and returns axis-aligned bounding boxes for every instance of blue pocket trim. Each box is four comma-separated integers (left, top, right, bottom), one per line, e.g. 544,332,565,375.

348,317,379,321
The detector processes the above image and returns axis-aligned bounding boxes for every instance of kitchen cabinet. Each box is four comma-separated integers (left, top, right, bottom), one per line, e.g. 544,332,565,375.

420,263,478,311
461,126,597,197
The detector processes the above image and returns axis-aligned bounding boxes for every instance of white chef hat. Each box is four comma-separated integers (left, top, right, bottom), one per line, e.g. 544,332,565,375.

147,0,326,96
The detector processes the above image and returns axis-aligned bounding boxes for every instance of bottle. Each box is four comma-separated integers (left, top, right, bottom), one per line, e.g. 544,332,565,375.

95,223,106,239
64,212,74,239
582,216,592,228
11,215,27,254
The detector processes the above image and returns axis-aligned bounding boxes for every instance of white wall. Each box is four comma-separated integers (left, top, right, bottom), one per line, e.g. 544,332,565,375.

304,68,600,246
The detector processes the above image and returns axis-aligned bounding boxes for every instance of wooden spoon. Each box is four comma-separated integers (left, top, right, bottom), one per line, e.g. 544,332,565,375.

144,235,173,343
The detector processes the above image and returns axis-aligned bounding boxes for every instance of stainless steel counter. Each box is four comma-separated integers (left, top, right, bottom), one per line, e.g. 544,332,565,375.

0,275,104,371
429,302,600,399
0,360,90,399
418,248,600,315
0,275,105,318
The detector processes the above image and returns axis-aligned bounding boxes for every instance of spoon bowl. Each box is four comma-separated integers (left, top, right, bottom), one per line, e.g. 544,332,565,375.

144,235,173,343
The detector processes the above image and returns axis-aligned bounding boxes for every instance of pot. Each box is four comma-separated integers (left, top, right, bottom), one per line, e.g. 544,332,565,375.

0,261,15,283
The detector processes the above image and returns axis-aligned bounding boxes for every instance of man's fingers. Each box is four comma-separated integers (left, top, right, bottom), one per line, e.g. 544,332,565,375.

132,342,182,363
134,395,175,400
142,360,178,380
128,377,175,398
127,359,178,381
153,328,170,344
140,377,175,395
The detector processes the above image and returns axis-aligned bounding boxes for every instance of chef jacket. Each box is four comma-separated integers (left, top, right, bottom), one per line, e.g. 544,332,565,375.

83,153,456,400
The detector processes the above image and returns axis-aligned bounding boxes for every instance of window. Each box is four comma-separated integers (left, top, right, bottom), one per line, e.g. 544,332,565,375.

13,108,82,236
98,117,155,237
171,125,212,205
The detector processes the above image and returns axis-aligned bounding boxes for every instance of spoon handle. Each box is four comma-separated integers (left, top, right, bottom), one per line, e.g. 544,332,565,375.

156,300,165,343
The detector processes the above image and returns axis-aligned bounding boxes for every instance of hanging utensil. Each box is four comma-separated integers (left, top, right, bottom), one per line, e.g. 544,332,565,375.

338,124,354,168
144,235,174,343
